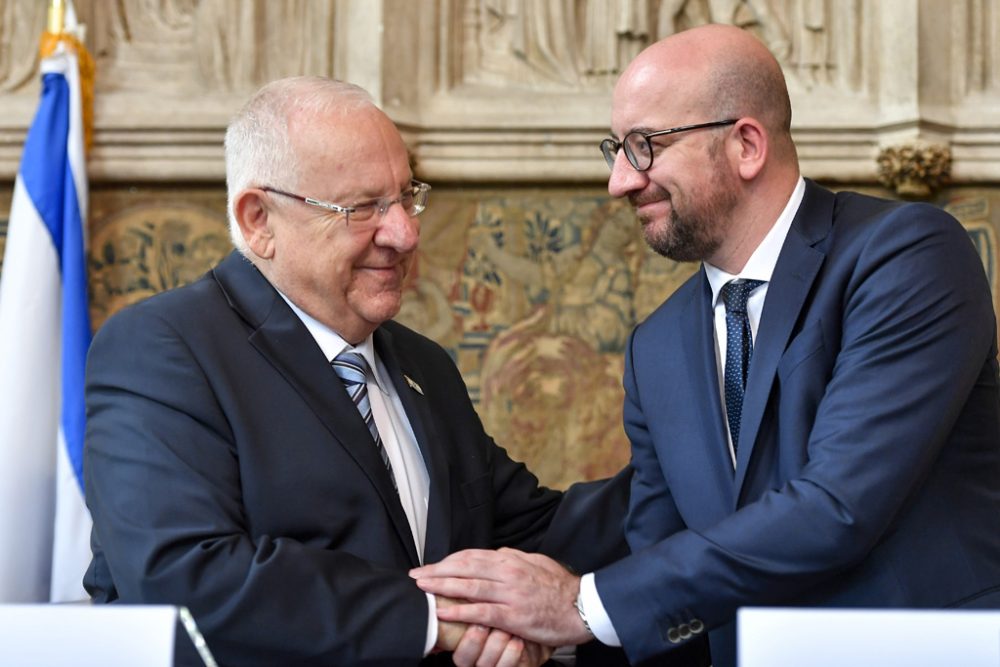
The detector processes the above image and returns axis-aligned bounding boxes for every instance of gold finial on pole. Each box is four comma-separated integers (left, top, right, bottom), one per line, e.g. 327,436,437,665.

47,0,65,35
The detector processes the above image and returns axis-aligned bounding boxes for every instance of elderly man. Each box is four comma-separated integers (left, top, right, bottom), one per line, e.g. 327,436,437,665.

412,23,1000,667
83,77,627,667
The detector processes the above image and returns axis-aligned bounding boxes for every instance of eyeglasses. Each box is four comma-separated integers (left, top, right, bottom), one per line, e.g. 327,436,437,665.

262,179,431,228
600,119,738,171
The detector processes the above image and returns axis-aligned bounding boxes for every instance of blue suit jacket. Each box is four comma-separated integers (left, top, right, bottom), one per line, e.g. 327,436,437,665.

594,180,1000,667
84,252,629,666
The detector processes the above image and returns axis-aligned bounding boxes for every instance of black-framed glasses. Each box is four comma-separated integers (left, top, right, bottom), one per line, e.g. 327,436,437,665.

262,179,431,229
600,119,738,171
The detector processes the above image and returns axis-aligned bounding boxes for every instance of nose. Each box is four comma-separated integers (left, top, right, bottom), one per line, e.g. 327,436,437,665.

607,151,648,199
373,201,420,253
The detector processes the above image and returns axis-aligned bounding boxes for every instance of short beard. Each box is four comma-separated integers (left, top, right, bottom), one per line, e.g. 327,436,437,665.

646,203,736,261
640,145,738,262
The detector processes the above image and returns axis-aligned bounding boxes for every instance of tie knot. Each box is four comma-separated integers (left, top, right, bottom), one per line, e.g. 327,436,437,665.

331,351,370,386
721,279,765,314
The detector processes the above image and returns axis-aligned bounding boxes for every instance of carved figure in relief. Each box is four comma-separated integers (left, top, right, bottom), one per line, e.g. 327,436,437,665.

88,0,335,93
471,0,655,87
656,0,844,87
0,0,48,92
89,0,199,91
583,0,652,77
195,0,335,91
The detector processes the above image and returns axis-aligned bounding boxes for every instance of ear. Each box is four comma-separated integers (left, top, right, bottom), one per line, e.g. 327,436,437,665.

233,189,276,260
730,118,768,181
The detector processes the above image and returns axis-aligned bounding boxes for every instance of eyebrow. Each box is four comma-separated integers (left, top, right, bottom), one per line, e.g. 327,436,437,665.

347,179,415,204
609,126,660,140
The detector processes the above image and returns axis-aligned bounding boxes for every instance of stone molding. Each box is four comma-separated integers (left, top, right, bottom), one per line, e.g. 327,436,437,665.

1,0,999,183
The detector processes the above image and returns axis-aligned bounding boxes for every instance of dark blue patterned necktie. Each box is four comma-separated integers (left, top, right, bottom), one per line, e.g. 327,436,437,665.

721,279,765,455
331,351,397,491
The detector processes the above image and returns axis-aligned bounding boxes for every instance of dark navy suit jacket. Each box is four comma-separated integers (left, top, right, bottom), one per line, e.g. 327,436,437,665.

594,180,1000,667
83,251,629,666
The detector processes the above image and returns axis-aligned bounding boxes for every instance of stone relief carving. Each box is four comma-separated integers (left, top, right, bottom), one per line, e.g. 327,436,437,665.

0,0,48,92
456,0,862,92
964,0,1000,95
660,0,862,89
462,0,654,88
877,142,952,199
84,0,336,94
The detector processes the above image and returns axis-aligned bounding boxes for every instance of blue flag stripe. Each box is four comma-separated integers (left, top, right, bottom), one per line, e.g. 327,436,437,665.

19,70,91,492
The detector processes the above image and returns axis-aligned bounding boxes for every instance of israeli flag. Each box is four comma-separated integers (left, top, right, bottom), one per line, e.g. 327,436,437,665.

0,14,92,602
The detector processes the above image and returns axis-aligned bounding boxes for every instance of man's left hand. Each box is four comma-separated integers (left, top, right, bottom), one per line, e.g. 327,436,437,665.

411,547,593,647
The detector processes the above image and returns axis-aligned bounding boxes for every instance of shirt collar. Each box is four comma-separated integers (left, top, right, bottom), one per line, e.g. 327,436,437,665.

705,176,805,307
275,292,389,394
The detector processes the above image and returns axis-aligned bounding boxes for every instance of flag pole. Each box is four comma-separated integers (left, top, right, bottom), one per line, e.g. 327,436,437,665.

47,0,65,35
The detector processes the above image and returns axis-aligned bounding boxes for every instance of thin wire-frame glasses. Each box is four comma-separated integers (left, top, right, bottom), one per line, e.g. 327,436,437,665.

262,179,431,228
600,119,738,171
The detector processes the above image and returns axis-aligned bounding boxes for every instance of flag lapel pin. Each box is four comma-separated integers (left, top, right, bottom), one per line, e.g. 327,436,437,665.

403,374,424,395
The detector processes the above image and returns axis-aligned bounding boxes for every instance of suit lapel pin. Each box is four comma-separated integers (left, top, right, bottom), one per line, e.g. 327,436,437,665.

403,374,424,395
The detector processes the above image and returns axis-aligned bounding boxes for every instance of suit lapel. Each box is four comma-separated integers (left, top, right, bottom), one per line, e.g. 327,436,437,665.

374,327,453,565
680,270,737,511
212,252,419,565
734,182,833,498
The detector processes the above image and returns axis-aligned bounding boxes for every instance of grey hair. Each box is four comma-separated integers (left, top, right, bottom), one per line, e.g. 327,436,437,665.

223,76,375,254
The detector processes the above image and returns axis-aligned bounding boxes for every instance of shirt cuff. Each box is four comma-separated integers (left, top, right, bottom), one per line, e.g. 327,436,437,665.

579,572,622,647
424,592,438,656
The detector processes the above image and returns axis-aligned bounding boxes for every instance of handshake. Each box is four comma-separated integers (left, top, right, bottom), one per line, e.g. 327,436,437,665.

410,547,596,667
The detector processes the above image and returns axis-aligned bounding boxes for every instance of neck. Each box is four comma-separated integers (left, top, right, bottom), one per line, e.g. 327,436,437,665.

710,171,799,274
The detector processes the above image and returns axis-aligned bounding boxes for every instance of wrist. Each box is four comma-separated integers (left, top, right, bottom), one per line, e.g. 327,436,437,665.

574,586,596,642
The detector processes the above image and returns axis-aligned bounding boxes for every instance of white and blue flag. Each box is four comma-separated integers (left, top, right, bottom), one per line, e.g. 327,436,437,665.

0,5,93,602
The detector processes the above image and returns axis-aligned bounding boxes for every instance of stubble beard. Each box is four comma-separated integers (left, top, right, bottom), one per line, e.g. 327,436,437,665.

638,153,739,263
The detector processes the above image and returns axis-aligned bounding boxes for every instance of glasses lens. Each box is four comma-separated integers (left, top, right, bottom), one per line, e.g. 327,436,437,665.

408,182,429,216
600,139,619,170
347,202,378,224
346,183,430,228
623,132,652,171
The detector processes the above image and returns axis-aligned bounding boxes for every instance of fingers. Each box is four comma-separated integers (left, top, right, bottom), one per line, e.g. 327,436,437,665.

411,548,525,580
515,640,552,667
451,626,527,667
415,575,505,602
413,549,544,605
451,625,489,667
495,635,525,667
436,618,470,653
436,600,506,629
421,548,586,648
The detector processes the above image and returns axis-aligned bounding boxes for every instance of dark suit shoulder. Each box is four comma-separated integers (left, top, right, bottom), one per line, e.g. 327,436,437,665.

829,189,965,242
632,267,705,346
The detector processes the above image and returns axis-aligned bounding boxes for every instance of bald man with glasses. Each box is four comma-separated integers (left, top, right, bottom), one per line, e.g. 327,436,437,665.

412,24,1000,667
82,76,629,667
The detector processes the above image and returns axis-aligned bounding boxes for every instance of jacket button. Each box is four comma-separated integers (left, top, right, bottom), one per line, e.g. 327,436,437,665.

666,628,681,643
690,619,704,634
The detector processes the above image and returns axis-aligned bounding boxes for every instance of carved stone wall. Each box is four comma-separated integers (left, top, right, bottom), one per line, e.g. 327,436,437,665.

1,0,999,488
3,0,1000,183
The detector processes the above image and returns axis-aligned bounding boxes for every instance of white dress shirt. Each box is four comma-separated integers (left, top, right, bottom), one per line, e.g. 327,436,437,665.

579,177,806,647
278,295,438,654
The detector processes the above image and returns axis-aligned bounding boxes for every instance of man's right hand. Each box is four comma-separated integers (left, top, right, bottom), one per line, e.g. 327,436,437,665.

436,596,553,667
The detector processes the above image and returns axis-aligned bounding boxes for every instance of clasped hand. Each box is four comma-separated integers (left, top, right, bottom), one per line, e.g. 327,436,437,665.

413,547,594,666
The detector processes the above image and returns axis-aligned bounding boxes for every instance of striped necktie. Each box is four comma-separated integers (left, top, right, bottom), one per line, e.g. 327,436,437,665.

331,351,397,491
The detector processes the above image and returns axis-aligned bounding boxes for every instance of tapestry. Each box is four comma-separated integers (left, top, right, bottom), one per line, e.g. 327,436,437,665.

0,185,997,490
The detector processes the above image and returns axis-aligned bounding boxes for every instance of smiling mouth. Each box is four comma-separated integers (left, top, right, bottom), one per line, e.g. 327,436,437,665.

634,198,671,221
